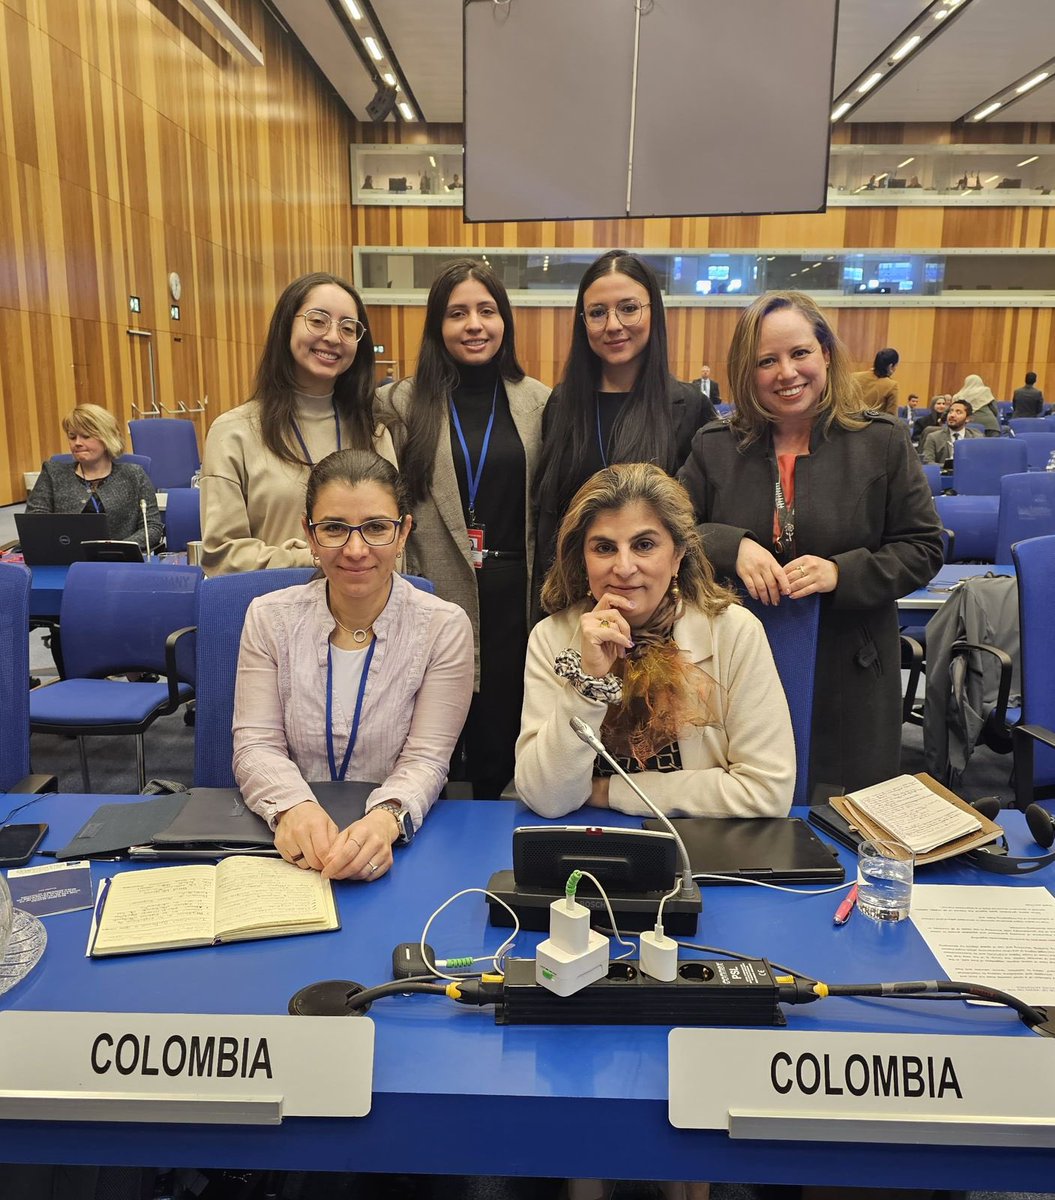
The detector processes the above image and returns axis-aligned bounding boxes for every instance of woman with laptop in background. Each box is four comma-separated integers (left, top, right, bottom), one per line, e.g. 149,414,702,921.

515,462,793,819
199,272,395,576
25,403,163,551
232,450,473,881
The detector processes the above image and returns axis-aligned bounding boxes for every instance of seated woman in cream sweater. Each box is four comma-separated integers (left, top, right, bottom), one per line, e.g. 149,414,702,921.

199,272,395,576
515,463,794,819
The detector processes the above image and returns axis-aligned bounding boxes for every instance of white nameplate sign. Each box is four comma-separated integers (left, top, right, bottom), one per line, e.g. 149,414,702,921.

0,1012,374,1124
669,1029,1055,1147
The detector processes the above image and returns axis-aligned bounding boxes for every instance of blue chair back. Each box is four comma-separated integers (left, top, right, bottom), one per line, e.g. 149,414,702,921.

1009,418,1050,438
128,419,201,489
951,438,1028,496
741,593,820,806
934,495,999,562
194,569,314,787
1012,535,1055,792
996,473,1055,564
0,564,31,791
1045,415,1055,433
1012,432,1055,473
921,463,943,496
59,562,202,680
51,452,153,475
164,488,202,551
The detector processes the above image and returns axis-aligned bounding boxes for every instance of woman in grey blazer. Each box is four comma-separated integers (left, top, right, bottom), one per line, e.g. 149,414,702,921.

26,403,163,550
376,260,549,800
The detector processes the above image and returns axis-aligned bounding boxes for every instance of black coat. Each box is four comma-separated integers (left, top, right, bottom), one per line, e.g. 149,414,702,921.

1011,385,1045,419
533,378,712,585
678,413,944,794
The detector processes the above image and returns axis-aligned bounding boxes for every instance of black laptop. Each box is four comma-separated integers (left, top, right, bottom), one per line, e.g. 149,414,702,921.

14,512,111,565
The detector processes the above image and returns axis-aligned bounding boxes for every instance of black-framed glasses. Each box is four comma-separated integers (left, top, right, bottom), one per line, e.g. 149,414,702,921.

308,518,404,548
296,309,366,344
581,300,651,329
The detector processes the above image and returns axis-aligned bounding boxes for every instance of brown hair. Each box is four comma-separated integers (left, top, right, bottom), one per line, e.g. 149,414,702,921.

541,463,736,766
726,291,866,446
62,404,124,459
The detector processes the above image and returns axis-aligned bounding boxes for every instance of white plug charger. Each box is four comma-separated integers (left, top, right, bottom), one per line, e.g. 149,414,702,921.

535,896,609,997
640,926,678,982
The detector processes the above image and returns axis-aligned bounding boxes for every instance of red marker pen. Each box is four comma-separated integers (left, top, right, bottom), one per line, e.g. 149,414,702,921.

833,884,858,926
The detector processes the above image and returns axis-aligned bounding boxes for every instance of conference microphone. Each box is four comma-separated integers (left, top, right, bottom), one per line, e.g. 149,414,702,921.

569,716,695,898
140,499,152,561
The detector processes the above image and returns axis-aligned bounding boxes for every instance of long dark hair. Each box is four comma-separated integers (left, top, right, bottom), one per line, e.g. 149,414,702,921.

533,251,676,514
398,258,525,505
252,272,377,467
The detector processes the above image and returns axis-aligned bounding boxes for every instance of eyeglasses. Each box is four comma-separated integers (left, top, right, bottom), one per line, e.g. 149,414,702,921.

308,518,404,548
296,309,366,344
581,300,651,330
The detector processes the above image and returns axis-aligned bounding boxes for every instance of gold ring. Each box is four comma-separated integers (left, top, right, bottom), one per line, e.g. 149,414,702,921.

798,565,806,577
598,618,611,628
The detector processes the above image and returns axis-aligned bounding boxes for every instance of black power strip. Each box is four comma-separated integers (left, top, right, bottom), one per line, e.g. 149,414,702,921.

495,957,785,1026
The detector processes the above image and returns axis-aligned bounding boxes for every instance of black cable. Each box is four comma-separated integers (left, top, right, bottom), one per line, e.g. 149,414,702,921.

345,979,448,1011
825,980,1048,1029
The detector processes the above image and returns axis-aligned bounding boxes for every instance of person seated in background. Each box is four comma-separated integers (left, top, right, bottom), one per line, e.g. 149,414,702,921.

920,398,980,465
25,403,163,551
851,347,899,415
232,450,474,881
913,394,949,444
952,373,1000,432
1012,371,1045,419
515,462,794,820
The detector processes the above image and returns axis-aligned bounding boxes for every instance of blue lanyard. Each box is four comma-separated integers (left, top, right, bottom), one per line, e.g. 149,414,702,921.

449,381,498,524
596,396,609,469
325,636,377,782
292,404,341,466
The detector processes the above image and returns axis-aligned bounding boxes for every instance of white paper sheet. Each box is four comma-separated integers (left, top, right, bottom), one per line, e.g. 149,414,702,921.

910,884,1055,1006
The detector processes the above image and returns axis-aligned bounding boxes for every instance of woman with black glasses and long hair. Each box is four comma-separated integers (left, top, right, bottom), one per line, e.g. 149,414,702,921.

200,272,395,576
532,250,715,586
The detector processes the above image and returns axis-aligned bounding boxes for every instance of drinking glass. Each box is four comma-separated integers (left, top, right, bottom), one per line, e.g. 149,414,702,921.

857,834,914,922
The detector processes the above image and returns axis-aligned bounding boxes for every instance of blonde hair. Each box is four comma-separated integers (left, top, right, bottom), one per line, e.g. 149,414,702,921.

61,404,124,459
726,291,866,446
541,462,735,619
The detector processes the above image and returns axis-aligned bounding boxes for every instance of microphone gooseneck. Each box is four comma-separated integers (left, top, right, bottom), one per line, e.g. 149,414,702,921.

140,499,151,561
569,716,695,897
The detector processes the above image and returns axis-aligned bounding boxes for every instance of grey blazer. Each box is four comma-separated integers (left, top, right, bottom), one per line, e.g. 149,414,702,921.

920,425,981,465
376,375,550,681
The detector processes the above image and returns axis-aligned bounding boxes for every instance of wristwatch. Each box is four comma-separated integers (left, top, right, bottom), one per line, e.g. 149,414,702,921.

374,800,414,846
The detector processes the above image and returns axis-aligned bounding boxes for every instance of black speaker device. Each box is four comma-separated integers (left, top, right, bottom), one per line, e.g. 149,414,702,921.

365,82,397,123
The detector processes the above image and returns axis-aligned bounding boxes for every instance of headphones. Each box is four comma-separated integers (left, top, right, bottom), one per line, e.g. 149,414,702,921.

964,796,1055,875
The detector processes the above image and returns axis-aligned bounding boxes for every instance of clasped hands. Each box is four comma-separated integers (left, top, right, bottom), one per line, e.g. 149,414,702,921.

735,539,838,606
274,802,400,881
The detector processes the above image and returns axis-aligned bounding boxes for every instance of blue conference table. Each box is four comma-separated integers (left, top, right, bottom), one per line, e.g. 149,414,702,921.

897,563,1015,613
1,795,1053,1190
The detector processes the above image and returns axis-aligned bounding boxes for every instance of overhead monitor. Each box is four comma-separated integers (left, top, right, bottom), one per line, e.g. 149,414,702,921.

464,0,839,221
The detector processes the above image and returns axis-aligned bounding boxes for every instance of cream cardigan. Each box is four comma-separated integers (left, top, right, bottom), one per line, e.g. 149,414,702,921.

514,601,795,819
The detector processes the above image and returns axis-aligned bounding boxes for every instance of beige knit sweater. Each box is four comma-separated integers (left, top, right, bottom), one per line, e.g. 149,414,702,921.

199,393,395,577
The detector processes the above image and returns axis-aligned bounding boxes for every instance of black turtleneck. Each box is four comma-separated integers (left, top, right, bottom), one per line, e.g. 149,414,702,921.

447,360,525,553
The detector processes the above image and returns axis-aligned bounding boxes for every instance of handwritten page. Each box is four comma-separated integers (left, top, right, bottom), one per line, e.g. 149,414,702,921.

214,856,334,938
91,865,216,954
846,775,980,853
911,884,1055,1006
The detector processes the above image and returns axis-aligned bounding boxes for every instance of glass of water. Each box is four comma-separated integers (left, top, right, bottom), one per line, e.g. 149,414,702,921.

857,835,914,922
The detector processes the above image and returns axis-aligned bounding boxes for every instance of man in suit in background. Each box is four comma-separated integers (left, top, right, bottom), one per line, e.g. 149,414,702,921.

920,399,980,465
1012,371,1045,418
692,363,721,410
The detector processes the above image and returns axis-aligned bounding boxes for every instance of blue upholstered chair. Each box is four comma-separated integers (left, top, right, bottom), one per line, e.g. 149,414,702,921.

29,562,201,792
921,463,943,497
163,487,202,551
1011,432,1055,472
128,419,201,489
741,593,819,807
1008,417,1050,438
1011,535,1055,808
0,565,31,792
193,569,436,788
934,494,999,562
995,473,1055,564
51,452,153,475
951,438,1028,496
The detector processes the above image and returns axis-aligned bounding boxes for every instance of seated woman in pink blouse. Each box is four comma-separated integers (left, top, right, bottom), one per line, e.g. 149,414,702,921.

233,450,474,881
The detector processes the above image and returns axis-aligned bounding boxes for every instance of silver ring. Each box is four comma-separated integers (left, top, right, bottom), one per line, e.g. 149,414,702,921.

368,860,378,874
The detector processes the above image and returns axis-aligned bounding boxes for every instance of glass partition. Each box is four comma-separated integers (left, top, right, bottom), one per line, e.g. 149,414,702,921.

351,144,463,206
355,248,1055,306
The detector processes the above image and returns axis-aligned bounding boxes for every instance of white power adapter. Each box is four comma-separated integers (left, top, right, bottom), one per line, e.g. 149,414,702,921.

640,926,678,982
536,896,609,997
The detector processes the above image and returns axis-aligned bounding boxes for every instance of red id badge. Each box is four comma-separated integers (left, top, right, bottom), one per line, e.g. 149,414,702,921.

467,525,485,569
